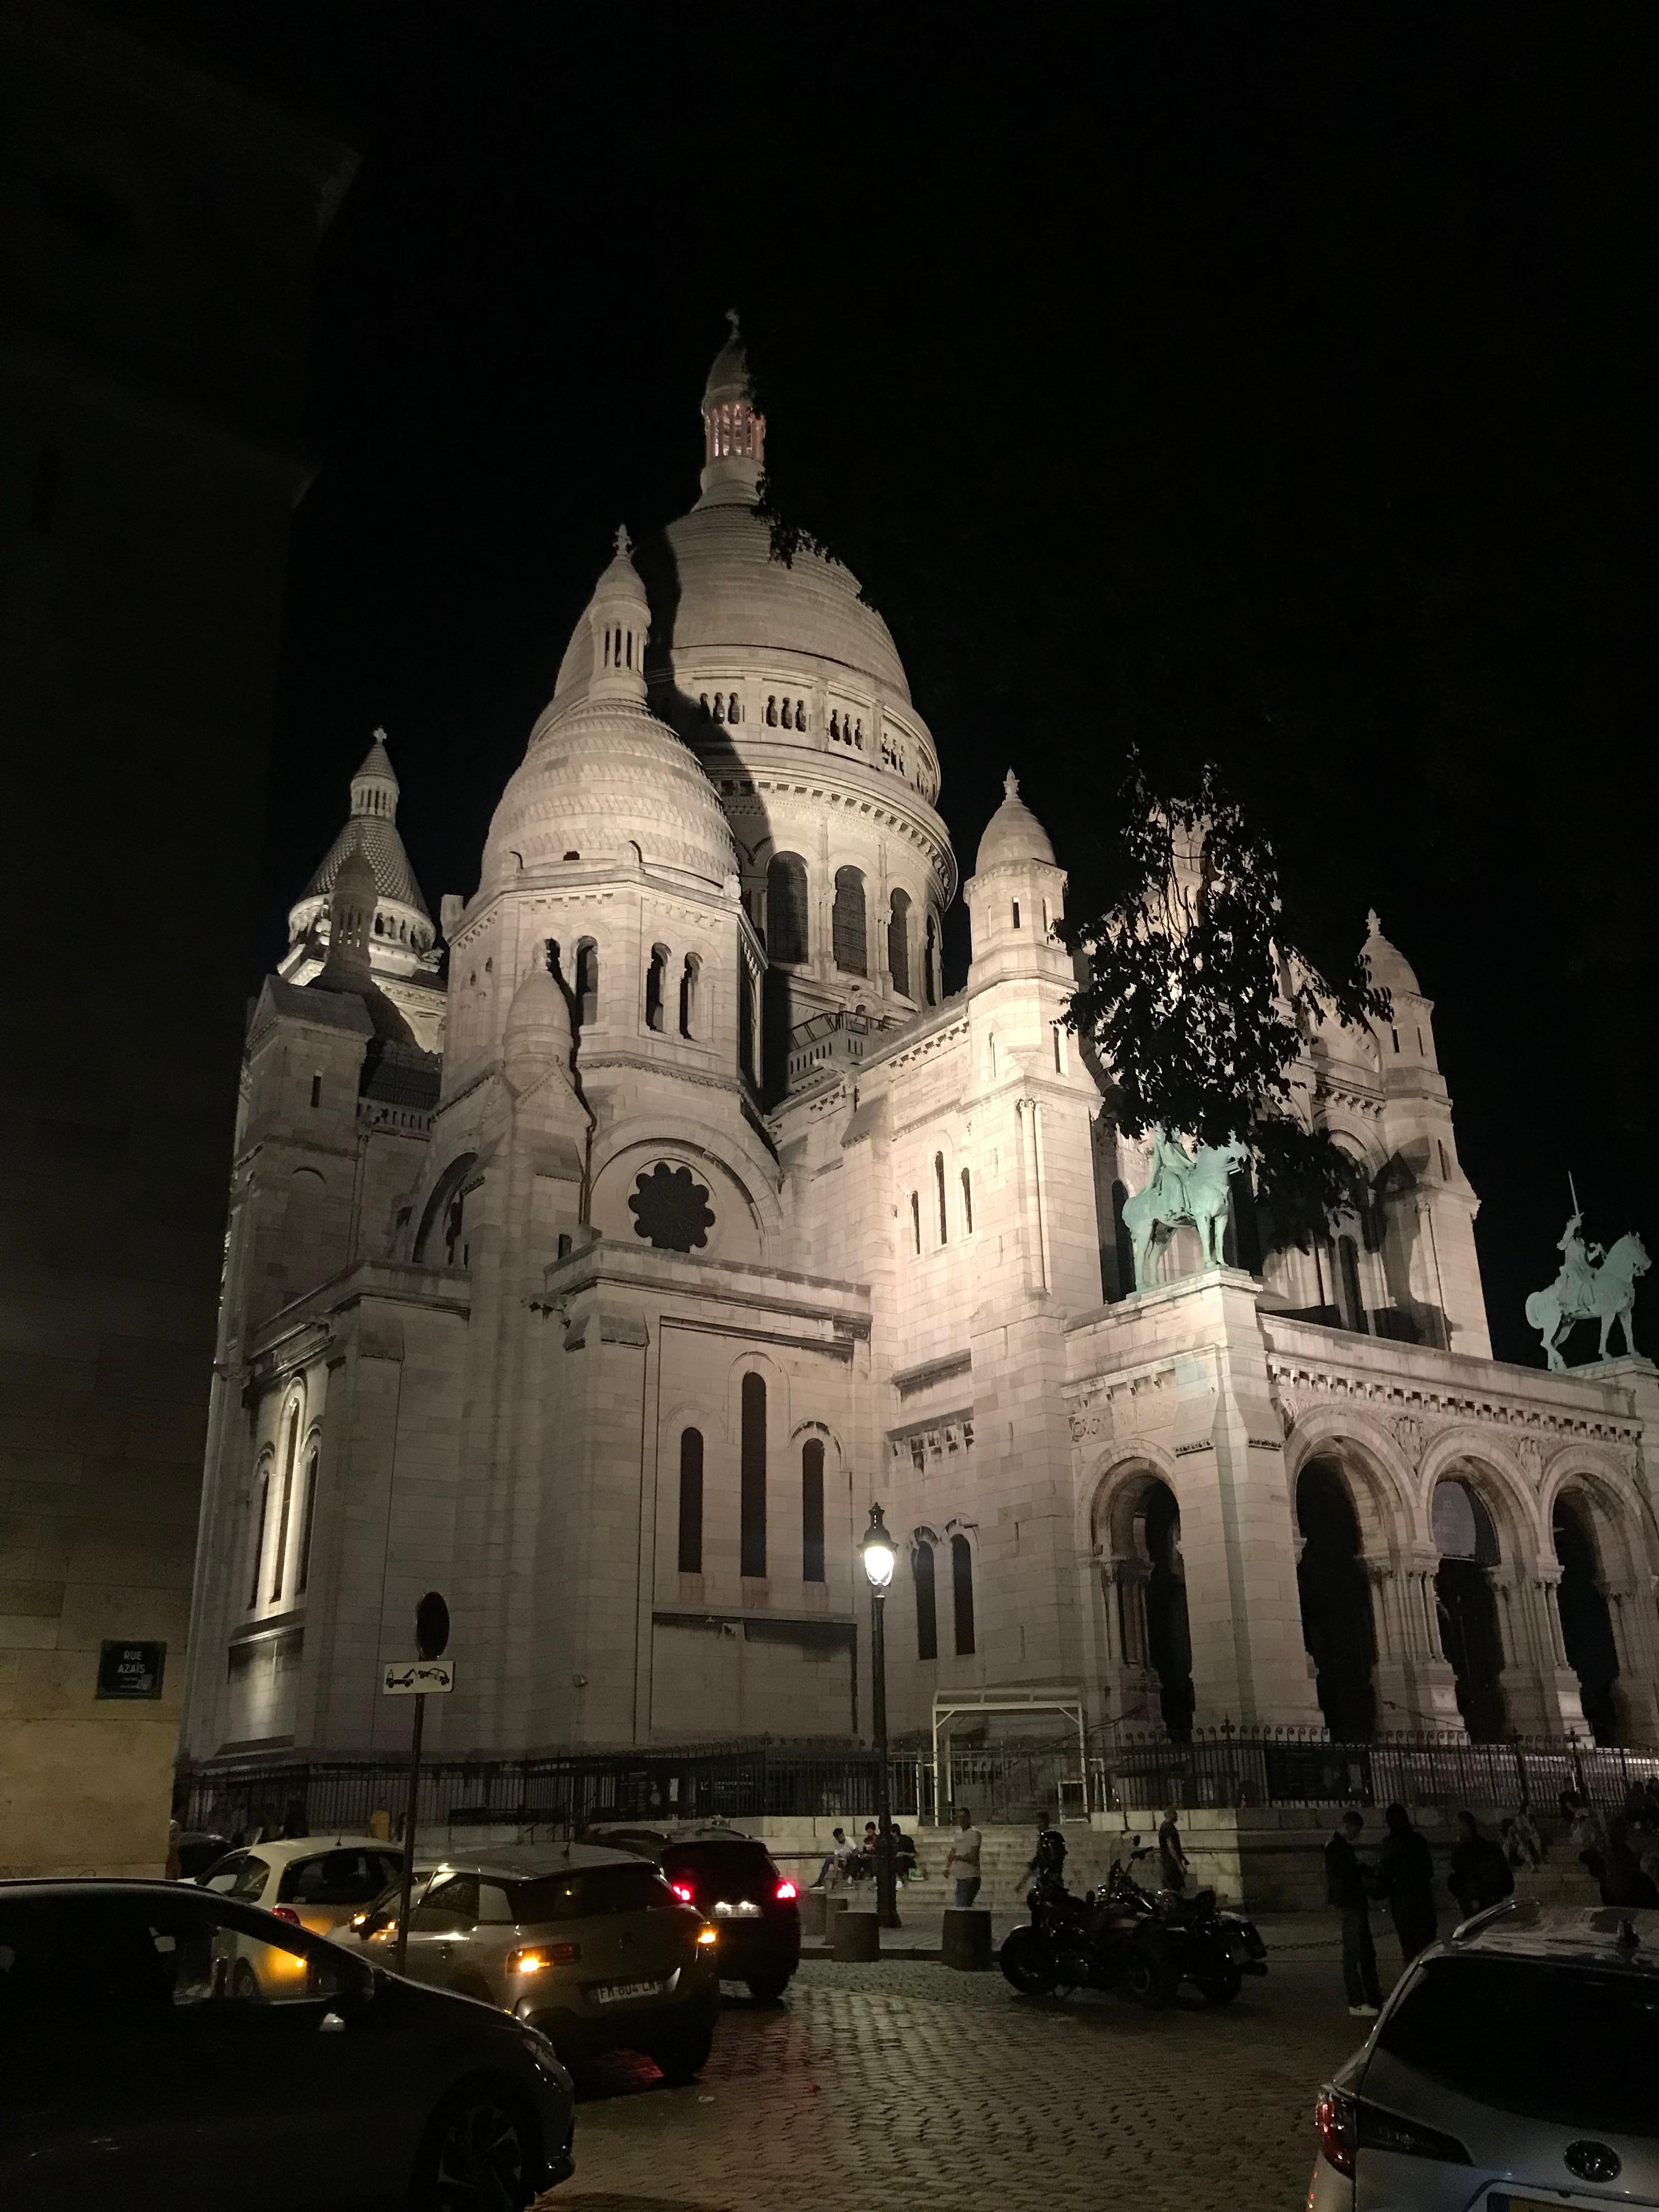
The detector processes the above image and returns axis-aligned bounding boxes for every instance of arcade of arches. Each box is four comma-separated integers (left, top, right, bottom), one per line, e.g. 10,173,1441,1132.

1093,1441,1659,1748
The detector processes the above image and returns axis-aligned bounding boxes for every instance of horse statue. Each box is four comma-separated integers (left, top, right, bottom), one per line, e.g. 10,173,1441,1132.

1525,1228,1649,1371
1121,1128,1251,1292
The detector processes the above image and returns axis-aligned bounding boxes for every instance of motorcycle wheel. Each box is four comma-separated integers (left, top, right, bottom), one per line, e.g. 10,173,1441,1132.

1194,1965,1244,2005
999,1927,1060,1997
1124,1936,1180,2010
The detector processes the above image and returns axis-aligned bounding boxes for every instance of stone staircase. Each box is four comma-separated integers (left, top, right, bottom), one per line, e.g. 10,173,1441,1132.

862,1824,1131,1916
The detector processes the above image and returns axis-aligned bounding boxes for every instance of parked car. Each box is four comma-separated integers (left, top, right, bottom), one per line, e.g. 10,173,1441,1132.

194,1837,405,1995
1309,1900,1659,2209
595,1825,802,2002
173,1831,232,1881
354,1848,721,2079
0,1877,574,2212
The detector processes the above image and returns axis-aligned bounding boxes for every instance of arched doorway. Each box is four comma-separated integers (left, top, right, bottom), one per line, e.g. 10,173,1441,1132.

1432,1475,1506,1742
1137,1482,1194,1740
1553,1492,1621,1744
1296,1462,1377,1740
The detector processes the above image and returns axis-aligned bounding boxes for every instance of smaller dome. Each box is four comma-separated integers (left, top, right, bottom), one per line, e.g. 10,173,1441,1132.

307,840,415,1043
1363,910,1421,998
975,770,1056,874
503,953,572,1087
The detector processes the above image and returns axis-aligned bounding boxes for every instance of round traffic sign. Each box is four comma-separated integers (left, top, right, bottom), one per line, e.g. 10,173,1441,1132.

415,1590,450,1661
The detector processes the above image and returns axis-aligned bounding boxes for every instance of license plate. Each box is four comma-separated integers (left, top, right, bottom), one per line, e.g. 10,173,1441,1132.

592,1978,662,2006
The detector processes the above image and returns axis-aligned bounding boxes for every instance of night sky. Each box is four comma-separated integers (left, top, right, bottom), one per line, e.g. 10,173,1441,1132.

156,3,1658,1365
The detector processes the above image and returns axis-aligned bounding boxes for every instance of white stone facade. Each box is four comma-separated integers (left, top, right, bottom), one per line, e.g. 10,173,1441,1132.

181,333,1659,1769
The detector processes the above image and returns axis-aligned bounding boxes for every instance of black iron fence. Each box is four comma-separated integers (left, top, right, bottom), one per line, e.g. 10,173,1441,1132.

178,1729,1659,1841
177,1740,934,1842
1097,1728,1659,1816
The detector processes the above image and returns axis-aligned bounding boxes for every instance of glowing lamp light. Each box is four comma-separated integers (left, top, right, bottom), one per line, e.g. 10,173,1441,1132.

859,1502,896,1590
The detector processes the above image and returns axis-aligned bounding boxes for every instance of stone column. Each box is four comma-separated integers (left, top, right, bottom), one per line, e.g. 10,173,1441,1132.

1520,1564,1590,1737
1396,1544,1464,1732
1364,1558,1418,1735
1602,1576,1659,1743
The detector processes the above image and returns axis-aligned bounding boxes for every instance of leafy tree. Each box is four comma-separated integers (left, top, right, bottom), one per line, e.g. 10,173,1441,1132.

1060,759,1387,1251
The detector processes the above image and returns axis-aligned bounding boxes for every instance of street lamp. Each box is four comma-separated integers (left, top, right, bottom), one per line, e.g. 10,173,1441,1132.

859,1502,901,1929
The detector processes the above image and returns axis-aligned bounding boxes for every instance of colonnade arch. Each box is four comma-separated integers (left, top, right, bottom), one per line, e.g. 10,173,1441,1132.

1092,1460,1194,1741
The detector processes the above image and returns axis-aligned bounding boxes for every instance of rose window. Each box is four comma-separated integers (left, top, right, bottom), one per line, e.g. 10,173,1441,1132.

628,1162,715,1252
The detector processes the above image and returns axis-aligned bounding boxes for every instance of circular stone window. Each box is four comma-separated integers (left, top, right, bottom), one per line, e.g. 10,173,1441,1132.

628,1162,715,1252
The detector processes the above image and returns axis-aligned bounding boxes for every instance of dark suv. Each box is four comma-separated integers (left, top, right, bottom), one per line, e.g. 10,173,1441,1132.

598,1828,801,2002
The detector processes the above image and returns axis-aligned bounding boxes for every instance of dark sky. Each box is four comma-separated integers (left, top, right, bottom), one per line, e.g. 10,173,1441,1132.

175,3,1658,1364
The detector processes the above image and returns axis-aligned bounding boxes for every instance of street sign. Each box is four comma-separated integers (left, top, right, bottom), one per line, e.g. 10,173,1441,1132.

416,1590,450,1661
382,1659,454,1696
96,1640,166,1699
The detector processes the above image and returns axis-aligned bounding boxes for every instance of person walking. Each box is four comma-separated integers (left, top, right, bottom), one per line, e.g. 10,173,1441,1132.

1326,1809,1381,2017
1448,1810,1513,1918
1374,1803,1437,1966
945,1805,983,1908
1158,1805,1190,1894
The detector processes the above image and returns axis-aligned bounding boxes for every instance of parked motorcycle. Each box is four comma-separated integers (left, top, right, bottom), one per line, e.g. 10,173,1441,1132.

999,1830,1268,2009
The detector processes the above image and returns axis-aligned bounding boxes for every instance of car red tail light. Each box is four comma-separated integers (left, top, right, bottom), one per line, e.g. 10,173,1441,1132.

775,1880,798,1901
1314,2086,1356,2177
271,1906,302,1926
672,1882,693,1903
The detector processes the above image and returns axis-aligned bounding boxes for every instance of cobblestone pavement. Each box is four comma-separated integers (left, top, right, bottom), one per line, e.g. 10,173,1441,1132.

546,1944,1365,2212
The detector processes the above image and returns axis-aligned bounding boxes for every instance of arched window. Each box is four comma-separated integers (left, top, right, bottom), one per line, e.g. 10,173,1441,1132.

247,1465,270,1610
740,1373,766,1578
766,854,809,964
414,1153,479,1266
296,1446,319,1596
832,867,867,975
574,939,599,1028
887,888,911,996
961,1167,973,1234
934,1153,948,1244
738,968,757,1080
679,953,701,1040
924,914,939,1006
802,1438,825,1582
910,1191,921,1254
913,1541,939,1660
951,1533,976,1655
678,1429,704,1575
270,1406,299,1602
646,944,669,1032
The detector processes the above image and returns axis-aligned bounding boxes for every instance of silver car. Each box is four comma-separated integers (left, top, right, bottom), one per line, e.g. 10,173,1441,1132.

1310,1901,1659,2209
356,1847,721,2081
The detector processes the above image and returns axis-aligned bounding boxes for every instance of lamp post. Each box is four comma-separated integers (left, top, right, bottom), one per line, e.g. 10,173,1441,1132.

859,1502,901,1929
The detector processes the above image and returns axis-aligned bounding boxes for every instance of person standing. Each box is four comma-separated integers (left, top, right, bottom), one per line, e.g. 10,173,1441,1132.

945,1805,983,1908
1449,1810,1513,1918
1158,1805,1190,1894
1374,1803,1437,1966
1326,1809,1381,2017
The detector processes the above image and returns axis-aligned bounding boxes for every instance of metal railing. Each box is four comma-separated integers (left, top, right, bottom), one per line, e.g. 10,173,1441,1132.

1095,1727,1659,1816
178,1740,939,1842
178,1728,1659,1841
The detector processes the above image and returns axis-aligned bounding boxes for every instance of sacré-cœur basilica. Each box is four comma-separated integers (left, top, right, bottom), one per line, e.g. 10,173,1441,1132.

180,323,1659,1787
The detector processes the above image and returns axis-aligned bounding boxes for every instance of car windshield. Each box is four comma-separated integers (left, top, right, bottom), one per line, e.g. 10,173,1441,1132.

662,1841,778,1897
511,1865,676,1922
1377,1953,1659,2136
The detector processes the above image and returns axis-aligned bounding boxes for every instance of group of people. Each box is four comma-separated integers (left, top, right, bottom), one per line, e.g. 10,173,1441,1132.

1561,1781,1659,1908
1326,1803,1516,2018
814,1820,921,1889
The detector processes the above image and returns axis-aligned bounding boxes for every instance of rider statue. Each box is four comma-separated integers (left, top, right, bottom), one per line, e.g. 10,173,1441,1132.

1555,1211,1604,1316
1146,1127,1195,1221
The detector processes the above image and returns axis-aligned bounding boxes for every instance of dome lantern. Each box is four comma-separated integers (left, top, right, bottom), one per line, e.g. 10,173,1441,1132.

585,526,650,705
349,730,400,823
698,309,765,508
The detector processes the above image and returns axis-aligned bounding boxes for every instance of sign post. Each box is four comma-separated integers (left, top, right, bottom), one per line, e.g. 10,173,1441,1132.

391,1590,449,1978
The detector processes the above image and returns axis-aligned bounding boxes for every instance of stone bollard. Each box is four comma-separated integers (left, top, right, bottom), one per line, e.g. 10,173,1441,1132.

832,1908,881,1961
941,1907,993,1972
798,1887,827,1938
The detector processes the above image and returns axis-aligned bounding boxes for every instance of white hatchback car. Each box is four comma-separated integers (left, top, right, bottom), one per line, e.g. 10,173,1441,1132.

1310,1901,1659,2210
195,1837,404,1996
